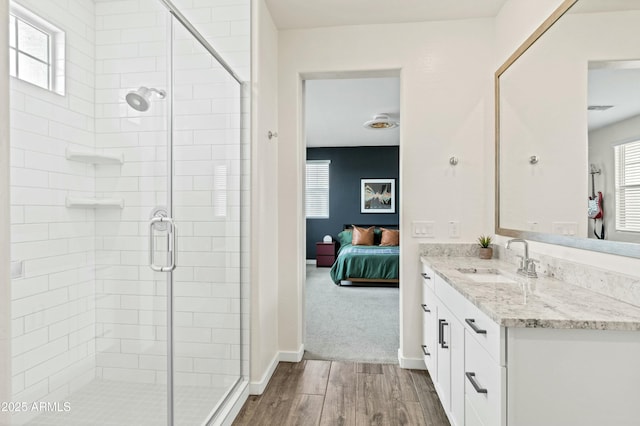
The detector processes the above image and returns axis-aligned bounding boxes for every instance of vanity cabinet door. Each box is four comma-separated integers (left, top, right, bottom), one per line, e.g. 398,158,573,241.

436,303,452,413
435,302,465,426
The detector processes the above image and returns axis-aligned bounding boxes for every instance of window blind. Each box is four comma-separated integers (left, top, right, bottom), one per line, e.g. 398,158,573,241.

614,140,640,232
306,160,330,219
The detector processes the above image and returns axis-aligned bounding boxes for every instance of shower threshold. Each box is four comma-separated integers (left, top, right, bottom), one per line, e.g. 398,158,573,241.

23,379,230,426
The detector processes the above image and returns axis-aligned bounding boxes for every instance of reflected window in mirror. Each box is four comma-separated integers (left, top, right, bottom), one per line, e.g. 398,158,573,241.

614,140,640,233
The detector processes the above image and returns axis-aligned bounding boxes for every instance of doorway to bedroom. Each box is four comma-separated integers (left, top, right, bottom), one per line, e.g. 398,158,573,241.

303,74,401,363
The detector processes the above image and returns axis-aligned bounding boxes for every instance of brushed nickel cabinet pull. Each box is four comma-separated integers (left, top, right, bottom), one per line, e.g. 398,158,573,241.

421,345,430,356
466,372,488,394
439,319,449,349
465,318,487,334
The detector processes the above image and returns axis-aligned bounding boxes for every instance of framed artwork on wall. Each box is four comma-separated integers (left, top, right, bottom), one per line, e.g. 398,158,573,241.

361,178,395,213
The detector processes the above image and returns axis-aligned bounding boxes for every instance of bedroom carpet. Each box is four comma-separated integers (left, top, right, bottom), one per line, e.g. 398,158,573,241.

304,265,399,363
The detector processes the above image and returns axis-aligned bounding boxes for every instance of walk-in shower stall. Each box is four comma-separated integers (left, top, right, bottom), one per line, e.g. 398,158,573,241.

7,0,248,424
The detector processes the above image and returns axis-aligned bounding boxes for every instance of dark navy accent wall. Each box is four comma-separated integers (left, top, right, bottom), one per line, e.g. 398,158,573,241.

306,146,400,259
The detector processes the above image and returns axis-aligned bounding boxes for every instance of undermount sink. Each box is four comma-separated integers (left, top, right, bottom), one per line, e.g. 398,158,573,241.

456,268,517,284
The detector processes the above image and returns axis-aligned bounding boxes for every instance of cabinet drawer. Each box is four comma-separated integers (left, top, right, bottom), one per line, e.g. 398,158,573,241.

316,243,336,256
464,330,505,426
420,262,436,292
462,302,504,366
436,274,504,365
421,281,436,314
317,255,335,267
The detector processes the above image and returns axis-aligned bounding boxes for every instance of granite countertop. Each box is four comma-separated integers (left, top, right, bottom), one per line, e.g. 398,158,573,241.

421,256,640,331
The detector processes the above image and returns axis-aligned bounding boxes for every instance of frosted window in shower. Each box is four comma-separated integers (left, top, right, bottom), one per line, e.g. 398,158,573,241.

214,165,228,217
9,2,65,94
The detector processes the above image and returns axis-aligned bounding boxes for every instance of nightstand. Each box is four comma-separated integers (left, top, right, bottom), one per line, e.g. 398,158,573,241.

316,242,337,267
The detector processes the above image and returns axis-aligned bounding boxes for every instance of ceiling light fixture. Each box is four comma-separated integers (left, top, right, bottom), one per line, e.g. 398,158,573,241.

363,114,399,129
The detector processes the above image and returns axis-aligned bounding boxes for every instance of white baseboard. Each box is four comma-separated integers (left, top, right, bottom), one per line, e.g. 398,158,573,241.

305,259,316,265
248,345,305,396
279,344,304,362
398,348,426,370
249,352,279,395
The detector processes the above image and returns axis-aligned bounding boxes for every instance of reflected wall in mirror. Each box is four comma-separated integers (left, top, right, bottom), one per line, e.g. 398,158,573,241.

496,0,640,257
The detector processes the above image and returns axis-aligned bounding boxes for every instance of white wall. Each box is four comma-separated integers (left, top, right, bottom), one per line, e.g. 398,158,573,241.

9,1,97,420
498,27,587,235
249,0,279,389
277,19,495,362
495,0,564,65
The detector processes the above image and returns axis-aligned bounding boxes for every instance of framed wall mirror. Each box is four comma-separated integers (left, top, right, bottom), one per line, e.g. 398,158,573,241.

496,0,640,258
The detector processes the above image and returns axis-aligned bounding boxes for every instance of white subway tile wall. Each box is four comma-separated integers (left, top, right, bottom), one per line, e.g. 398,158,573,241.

10,2,97,424
9,0,249,424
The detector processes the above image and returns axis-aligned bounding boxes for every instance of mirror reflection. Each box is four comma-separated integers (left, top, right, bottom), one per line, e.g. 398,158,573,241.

497,0,640,254
588,61,640,243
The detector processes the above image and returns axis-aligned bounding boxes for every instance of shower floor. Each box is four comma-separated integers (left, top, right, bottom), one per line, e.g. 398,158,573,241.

25,379,230,426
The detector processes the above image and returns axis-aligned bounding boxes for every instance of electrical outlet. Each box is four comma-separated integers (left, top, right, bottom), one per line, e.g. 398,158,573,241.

448,221,460,238
412,221,434,238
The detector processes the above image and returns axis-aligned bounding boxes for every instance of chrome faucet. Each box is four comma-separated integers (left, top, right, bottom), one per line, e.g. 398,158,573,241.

505,238,538,278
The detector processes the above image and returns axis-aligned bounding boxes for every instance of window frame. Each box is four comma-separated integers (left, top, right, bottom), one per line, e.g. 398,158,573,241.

9,2,65,95
305,160,331,219
614,139,640,233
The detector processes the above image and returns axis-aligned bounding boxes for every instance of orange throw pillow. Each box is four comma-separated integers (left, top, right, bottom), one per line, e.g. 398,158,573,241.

351,225,374,246
380,228,399,246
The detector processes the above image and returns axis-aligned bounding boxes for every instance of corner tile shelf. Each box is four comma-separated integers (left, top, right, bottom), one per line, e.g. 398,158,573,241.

66,197,124,209
66,148,124,165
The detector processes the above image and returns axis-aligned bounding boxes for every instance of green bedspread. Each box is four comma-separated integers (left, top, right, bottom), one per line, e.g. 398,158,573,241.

329,244,399,284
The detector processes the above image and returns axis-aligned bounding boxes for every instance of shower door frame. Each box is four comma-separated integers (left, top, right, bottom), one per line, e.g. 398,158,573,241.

0,0,11,423
157,1,245,425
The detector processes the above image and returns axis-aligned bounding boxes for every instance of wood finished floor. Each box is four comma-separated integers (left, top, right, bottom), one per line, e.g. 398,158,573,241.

233,360,450,426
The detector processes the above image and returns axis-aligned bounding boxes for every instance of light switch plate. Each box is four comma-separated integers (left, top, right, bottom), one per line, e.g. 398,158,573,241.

412,221,434,238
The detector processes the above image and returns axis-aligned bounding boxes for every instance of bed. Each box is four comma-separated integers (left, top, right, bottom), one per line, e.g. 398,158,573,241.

329,224,400,285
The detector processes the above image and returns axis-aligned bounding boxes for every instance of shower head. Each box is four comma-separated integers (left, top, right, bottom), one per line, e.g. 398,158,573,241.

125,87,166,112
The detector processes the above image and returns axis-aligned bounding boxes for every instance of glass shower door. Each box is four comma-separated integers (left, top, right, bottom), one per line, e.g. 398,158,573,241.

169,16,242,425
93,1,172,424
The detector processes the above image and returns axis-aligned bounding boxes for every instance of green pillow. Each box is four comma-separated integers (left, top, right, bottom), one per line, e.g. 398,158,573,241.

337,230,353,246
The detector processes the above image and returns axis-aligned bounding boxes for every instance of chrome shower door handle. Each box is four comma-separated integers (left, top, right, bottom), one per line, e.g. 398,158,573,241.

149,216,177,272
